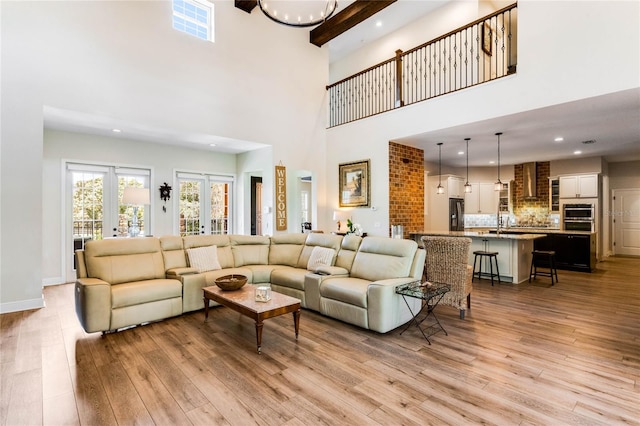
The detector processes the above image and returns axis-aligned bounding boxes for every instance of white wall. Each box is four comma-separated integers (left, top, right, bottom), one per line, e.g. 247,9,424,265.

327,1,639,236
43,129,239,284
608,161,640,190
551,156,604,176
1,1,329,312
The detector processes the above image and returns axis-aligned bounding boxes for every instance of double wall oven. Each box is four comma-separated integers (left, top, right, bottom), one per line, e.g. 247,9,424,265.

563,203,594,231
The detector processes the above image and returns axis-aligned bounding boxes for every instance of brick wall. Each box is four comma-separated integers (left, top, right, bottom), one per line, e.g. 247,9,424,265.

389,142,424,238
513,161,550,216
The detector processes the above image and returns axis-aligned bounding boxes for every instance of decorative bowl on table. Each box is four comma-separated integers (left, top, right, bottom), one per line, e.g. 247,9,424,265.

214,274,247,291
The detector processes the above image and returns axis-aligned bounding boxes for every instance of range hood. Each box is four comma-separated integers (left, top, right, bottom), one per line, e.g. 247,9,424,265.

523,162,537,199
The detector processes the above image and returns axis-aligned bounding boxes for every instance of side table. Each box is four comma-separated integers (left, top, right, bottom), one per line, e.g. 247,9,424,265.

396,281,450,344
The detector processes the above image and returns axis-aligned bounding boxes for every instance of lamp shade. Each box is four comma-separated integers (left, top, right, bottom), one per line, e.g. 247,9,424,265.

332,210,341,221
122,187,150,205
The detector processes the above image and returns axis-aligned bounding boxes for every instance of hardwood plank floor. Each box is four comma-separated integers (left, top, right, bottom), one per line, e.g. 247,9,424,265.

2,256,639,425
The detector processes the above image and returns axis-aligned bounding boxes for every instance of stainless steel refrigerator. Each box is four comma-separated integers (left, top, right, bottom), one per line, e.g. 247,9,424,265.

449,198,465,231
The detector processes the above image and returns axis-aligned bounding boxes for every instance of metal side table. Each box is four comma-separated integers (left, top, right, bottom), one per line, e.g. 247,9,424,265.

396,281,450,344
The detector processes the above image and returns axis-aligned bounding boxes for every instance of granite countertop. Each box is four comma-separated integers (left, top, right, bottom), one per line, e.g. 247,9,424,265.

410,231,546,240
462,227,596,236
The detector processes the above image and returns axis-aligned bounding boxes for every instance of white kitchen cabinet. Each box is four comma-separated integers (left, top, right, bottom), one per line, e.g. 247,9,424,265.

559,174,598,198
447,176,465,199
465,182,499,214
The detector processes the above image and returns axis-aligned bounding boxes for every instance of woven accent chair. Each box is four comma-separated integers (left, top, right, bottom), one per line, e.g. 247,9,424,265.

421,236,473,319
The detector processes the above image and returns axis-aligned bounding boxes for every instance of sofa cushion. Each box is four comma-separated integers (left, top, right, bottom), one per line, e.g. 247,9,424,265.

270,266,309,291
231,235,270,267
111,278,182,309
335,235,362,272
320,277,370,308
307,246,336,271
350,237,417,282
269,234,306,267
186,245,221,272
296,233,343,269
183,235,234,269
159,235,187,270
84,238,166,285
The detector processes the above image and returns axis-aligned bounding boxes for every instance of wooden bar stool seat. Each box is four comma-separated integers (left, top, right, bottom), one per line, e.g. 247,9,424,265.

472,251,500,286
529,250,558,285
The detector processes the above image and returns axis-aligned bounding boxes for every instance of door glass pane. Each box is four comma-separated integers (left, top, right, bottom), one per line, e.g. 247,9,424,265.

180,179,201,236
72,172,104,269
72,172,104,243
210,182,229,235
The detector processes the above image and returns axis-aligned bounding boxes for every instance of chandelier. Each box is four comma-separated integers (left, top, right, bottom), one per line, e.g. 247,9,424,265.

257,0,338,27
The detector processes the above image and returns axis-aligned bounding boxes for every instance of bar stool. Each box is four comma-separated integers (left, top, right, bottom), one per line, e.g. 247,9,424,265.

472,250,501,286
529,250,558,285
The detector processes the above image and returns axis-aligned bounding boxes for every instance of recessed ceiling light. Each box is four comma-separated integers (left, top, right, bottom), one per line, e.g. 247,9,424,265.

112,128,122,133
554,137,563,142
375,20,382,27
458,151,464,155
574,150,582,155
489,160,495,164
209,143,216,147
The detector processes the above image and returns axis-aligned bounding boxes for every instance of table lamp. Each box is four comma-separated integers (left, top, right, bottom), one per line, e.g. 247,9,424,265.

332,211,342,232
122,187,150,237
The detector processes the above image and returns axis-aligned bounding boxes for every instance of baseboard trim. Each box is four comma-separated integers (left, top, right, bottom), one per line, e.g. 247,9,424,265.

43,277,66,286
0,296,46,314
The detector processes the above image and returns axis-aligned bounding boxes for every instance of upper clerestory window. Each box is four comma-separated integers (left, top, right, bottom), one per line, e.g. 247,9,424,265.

172,0,214,42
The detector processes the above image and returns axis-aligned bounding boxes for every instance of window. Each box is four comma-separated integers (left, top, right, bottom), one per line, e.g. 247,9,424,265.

172,0,214,42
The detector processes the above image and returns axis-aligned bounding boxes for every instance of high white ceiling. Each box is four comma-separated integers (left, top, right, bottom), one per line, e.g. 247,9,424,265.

43,0,640,166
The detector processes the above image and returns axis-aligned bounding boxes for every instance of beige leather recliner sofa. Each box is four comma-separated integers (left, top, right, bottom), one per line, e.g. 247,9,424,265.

75,233,425,334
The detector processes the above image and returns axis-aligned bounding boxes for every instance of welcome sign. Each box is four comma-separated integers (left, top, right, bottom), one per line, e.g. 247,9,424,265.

275,164,287,231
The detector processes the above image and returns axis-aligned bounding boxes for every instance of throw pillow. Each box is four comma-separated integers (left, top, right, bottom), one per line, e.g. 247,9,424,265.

307,246,336,271
186,245,221,273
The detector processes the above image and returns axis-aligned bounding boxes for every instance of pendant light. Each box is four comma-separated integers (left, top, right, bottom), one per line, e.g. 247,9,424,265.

464,138,472,193
436,142,444,194
494,132,503,191
257,0,337,28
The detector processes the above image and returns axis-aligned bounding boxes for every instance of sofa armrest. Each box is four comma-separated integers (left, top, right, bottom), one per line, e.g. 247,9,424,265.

75,278,112,333
166,267,199,279
366,277,422,333
314,265,349,276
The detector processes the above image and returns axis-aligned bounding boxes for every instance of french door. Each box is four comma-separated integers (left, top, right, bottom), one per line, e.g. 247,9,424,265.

66,163,150,280
177,172,233,236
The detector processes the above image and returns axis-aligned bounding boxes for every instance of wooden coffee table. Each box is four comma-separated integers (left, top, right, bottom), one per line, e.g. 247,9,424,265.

203,285,301,354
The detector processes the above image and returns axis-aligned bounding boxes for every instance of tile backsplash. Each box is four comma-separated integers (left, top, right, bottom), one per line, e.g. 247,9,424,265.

465,212,560,228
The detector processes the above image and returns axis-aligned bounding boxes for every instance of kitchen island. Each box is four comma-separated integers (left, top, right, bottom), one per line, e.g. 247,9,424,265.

410,231,547,284
479,228,597,272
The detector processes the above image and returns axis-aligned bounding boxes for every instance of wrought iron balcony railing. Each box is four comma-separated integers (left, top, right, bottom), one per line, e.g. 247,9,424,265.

327,3,517,128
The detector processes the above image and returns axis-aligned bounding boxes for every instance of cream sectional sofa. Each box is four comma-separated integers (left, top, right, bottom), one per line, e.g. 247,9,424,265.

75,233,425,334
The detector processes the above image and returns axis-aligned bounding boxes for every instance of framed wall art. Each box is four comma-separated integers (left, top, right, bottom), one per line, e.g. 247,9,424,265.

339,159,370,207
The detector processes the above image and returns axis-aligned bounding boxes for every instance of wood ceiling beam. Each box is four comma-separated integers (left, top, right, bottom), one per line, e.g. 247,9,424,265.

235,0,257,14
310,0,397,47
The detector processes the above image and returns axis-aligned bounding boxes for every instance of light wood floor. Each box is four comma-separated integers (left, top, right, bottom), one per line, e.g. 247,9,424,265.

2,256,639,425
